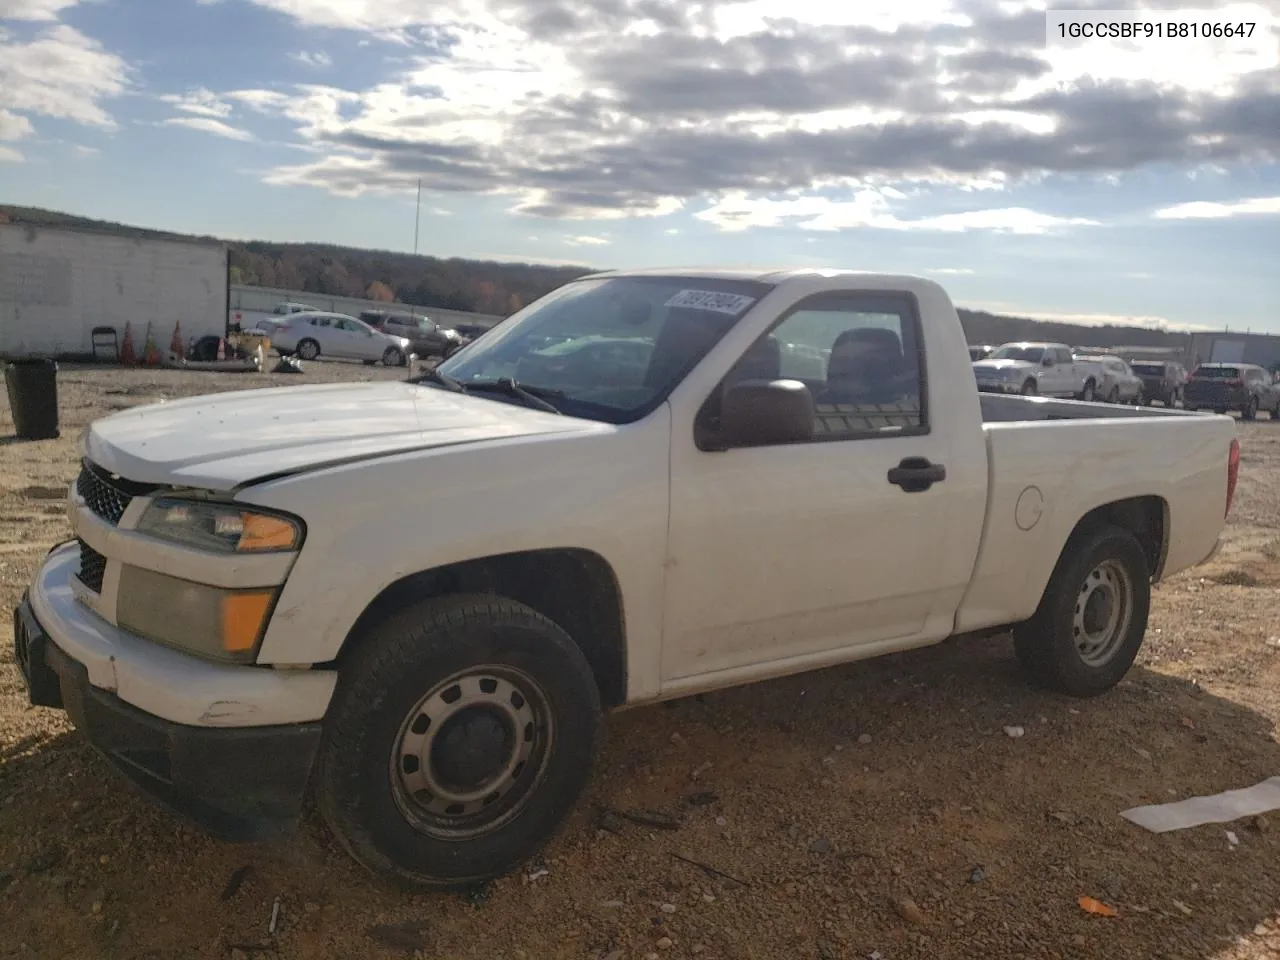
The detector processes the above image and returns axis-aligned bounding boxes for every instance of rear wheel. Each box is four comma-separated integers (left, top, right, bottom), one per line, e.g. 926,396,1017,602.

296,338,320,361
1013,524,1150,698
382,346,406,367
1079,380,1096,402
1243,396,1258,421
316,595,602,889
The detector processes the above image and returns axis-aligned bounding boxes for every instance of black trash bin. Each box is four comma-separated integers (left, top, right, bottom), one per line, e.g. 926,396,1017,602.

4,358,60,440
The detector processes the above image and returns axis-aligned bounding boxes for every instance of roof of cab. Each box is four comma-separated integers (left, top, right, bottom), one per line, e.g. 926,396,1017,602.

577,266,935,286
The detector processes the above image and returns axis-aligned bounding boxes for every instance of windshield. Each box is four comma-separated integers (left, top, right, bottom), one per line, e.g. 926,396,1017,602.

1130,363,1164,375
988,345,1045,362
434,276,774,423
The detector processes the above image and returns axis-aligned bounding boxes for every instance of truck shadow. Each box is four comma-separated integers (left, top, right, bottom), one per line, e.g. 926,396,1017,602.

1,635,1277,960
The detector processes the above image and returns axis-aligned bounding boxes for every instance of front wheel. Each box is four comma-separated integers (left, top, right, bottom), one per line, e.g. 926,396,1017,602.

1079,380,1096,402
315,595,602,889
1106,387,1120,404
1243,396,1259,421
1013,524,1150,698
382,346,406,367
1021,379,1038,396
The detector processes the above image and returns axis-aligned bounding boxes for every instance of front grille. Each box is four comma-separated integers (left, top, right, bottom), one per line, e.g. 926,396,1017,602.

75,461,157,526
77,539,107,593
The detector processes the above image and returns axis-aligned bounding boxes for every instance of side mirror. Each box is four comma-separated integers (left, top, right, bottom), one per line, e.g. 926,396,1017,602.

716,379,814,449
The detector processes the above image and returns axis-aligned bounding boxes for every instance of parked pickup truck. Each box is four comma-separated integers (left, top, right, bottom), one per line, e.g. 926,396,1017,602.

15,269,1238,890
972,341,1103,400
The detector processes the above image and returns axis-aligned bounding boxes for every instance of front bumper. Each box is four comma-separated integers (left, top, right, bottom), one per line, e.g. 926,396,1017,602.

13,543,335,841
975,380,1025,394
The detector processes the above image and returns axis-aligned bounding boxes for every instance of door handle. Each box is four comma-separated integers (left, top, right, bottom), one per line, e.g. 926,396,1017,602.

887,457,946,493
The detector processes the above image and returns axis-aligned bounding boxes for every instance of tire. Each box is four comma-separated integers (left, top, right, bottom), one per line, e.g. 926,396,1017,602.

1013,524,1150,698
1242,396,1258,421
382,346,405,367
315,594,603,890
1021,379,1038,396
297,338,320,361
1079,380,1096,402
1106,387,1119,404
362,360,378,366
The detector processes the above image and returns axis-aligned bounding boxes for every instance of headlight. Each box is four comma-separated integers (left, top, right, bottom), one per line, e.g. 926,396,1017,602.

117,566,275,662
136,498,303,553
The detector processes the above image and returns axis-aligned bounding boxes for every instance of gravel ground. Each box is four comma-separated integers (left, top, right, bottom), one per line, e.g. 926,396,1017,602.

1,363,1279,960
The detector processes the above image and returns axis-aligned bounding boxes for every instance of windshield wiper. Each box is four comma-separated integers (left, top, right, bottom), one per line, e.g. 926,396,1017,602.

412,366,466,393
465,378,564,415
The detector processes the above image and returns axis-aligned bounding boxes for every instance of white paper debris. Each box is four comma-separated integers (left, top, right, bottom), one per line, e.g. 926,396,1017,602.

1120,776,1280,832
1226,830,1240,846
1003,725,1025,738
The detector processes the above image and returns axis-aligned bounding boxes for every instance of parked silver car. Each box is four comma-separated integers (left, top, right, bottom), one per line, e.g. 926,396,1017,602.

1076,354,1144,404
269,311,412,365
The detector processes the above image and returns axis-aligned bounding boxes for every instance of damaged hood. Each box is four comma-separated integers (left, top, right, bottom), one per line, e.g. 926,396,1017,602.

84,380,600,491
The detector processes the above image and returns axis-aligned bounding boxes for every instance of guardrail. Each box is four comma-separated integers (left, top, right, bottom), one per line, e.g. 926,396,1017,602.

228,284,505,330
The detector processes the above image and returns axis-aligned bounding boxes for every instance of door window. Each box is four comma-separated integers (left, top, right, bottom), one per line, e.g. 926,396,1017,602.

716,291,926,441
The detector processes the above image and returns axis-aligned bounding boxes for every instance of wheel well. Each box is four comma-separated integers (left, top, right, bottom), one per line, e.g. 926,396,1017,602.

1068,496,1167,579
338,549,628,708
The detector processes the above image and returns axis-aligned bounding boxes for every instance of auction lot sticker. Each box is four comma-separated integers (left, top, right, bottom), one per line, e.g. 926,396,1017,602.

665,290,758,315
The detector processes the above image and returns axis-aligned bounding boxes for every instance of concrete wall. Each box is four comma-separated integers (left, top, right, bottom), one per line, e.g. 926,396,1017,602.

228,283,504,331
0,224,228,359
1189,333,1280,371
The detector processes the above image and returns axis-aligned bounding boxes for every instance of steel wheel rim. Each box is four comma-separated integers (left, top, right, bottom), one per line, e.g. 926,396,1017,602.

1073,559,1133,666
389,665,554,840
298,341,318,360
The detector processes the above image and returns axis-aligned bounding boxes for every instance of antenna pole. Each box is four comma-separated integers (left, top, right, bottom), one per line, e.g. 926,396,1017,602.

413,178,422,256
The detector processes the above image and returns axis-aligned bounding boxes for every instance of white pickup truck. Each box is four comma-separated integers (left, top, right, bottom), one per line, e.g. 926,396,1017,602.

971,341,1104,400
15,269,1238,890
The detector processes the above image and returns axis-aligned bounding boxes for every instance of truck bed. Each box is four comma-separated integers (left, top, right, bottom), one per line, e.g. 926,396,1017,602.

978,393,1204,422
954,393,1233,636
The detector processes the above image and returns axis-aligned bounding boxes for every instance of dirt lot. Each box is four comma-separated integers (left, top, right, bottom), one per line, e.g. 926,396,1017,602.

2,362,1279,960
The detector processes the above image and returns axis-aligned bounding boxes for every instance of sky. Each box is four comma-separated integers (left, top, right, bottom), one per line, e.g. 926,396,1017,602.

1,0,1278,331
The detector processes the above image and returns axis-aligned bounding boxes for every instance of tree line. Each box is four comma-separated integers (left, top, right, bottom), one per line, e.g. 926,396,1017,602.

1,203,1198,350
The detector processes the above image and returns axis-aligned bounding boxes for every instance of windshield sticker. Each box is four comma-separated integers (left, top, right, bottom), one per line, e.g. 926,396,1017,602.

664,289,757,316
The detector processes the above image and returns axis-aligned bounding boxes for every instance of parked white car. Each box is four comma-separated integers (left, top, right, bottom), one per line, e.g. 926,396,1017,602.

971,341,1102,399
269,311,411,365
1076,354,1144,404
16,268,1237,891
234,300,317,334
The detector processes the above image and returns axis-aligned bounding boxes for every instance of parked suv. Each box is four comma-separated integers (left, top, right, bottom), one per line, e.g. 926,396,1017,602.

1184,362,1280,420
1129,360,1187,407
360,310,466,359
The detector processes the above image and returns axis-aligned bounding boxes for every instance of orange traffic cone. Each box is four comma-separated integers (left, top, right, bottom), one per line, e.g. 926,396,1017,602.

170,321,184,357
142,322,160,366
119,322,137,365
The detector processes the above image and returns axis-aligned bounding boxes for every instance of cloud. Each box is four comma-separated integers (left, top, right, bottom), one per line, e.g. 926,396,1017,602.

163,116,255,141
564,234,609,245
0,145,24,163
290,50,332,68
929,267,975,275
965,302,1218,332
0,24,128,130
696,190,1100,234
159,88,233,119
0,108,34,141
1153,196,1280,219
214,0,1280,222
0,0,80,20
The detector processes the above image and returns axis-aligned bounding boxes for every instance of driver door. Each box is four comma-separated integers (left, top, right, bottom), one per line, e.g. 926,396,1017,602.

662,290,962,682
